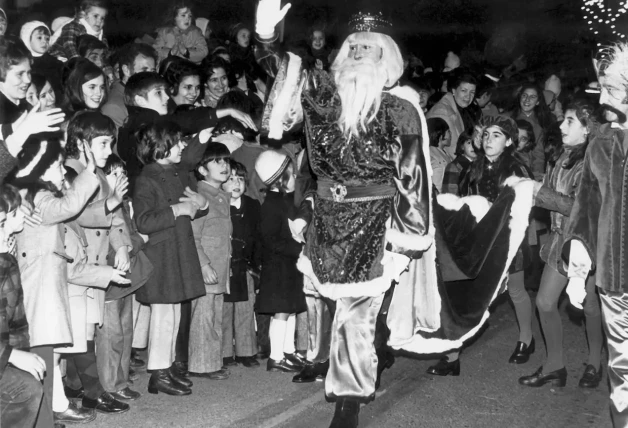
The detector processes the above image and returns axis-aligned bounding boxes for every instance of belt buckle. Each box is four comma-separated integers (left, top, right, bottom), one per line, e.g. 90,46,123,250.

330,183,347,202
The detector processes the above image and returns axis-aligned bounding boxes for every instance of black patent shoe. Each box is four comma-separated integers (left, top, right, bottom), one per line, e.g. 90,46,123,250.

426,358,461,376
329,398,360,428
284,352,306,369
148,369,191,396
293,360,329,383
63,385,85,400
82,392,130,414
54,401,96,423
579,364,603,388
169,364,193,388
518,366,567,387
110,387,141,401
509,338,535,364
223,357,238,367
267,358,300,372
235,356,260,368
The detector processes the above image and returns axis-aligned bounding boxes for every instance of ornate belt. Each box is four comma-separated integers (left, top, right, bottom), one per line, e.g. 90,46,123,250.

317,179,396,203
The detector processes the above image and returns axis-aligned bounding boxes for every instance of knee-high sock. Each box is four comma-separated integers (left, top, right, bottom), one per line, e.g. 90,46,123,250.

269,318,287,361
508,271,533,344
284,314,296,355
52,356,69,412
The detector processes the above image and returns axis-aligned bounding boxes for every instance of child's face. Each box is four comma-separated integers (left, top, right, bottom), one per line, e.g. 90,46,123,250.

222,171,245,199
105,166,126,190
131,54,156,75
236,28,250,48
0,60,31,102
86,48,105,69
84,6,107,33
173,75,200,106
311,31,325,50
517,129,530,151
88,136,114,168
30,29,50,55
160,141,185,165
42,155,66,191
5,208,25,235
138,84,169,115
205,67,228,99
38,81,56,111
81,74,106,109
202,158,230,184
25,83,38,107
174,7,192,31
462,139,476,160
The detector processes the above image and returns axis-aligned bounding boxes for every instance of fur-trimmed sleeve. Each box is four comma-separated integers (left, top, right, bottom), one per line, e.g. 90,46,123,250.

384,94,432,259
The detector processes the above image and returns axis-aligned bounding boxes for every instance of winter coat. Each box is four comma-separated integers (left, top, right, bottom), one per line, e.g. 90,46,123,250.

256,191,305,314
535,147,583,276
512,111,546,181
16,168,99,347
427,93,464,159
133,162,206,304
0,141,16,184
0,91,30,139
57,220,112,354
154,25,208,64
192,181,232,295
442,155,472,196
101,80,127,129
48,19,108,61
227,195,261,302
430,146,454,193
563,123,628,292
65,159,132,325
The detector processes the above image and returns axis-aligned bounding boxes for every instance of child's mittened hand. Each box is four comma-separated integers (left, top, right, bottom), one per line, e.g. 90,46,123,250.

202,264,218,285
111,269,131,285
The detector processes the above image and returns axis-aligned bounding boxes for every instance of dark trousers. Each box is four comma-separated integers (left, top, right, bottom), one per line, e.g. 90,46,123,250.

64,341,105,400
175,300,192,363
31,346,53,428
95,295,133,392
0,365,44,428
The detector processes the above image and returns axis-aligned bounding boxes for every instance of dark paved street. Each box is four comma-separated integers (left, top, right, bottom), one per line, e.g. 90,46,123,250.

86,293,610,428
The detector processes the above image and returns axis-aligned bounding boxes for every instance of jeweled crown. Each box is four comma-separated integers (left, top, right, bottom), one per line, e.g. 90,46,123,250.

348,11,392,34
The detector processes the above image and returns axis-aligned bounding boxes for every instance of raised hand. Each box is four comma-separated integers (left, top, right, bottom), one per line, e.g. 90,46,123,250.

173,201,198,218
83,141,97,173
216,108,257,131
180,187,206,209
255,0,292,37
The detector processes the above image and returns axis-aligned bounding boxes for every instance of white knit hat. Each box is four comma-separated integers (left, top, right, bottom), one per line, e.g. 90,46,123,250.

544,74,561,97
20,21,50,58
196,17,210,37
255,150,290,185
443,51,460,73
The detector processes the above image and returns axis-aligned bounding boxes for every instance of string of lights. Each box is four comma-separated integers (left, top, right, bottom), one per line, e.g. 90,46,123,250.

581,0,627,39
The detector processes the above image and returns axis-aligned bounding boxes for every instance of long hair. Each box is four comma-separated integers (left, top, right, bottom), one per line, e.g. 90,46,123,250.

331,31,403,139
427,117,449,147
549,99,597,170
63,58,108,111
511,83,554,130
514,119,536,153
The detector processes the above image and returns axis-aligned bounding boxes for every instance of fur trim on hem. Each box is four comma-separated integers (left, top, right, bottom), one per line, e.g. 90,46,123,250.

385,228,433,252
297,251,408,300
389,176,535,354
436,193,492,223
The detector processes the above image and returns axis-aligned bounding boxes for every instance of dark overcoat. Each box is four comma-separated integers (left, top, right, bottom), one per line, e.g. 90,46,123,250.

133,162,206,304
256,191,306,314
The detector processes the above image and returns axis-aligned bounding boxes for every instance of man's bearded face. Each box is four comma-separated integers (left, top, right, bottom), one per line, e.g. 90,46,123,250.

599,74,628,124
333,42,388,137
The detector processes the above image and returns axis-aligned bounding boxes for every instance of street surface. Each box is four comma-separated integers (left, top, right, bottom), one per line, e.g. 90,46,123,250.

87,294,610,428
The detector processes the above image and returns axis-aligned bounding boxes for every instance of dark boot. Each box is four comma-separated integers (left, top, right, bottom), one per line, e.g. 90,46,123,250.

329,398,360,428
170,362,193,387
148,369,191,396
292,360,329,383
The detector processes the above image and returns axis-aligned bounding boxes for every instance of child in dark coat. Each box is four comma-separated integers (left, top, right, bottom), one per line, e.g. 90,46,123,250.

221,160,261,368
132,119,207,396
254,150,306,373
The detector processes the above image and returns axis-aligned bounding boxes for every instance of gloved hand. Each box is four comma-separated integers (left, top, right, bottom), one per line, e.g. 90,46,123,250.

566,277,586,310
256,0,291,38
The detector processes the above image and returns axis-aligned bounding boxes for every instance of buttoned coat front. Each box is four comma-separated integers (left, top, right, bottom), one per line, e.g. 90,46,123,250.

16,169,99,347
133,162,206,304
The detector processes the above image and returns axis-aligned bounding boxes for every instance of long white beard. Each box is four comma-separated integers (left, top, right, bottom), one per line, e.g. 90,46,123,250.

333,58,388,138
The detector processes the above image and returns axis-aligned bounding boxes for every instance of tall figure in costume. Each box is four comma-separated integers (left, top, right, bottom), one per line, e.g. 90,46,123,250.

562,43,628,427
255,1,536,426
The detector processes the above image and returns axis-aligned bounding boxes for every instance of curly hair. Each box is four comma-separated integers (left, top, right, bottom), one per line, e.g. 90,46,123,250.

135,119,183,165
